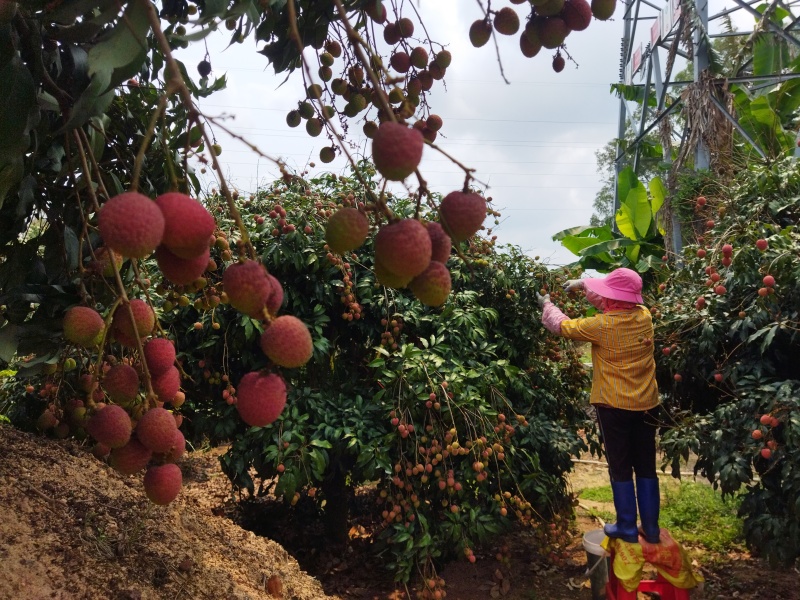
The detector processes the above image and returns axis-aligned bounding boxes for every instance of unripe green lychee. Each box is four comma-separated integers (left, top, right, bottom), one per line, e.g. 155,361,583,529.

155,192,215,259
260,315,313,368
434,50,452,68
439,191,487,242
298,101,315,119
410,46,429,69
112,299,155,347
320,147,336,163
591,0,616,20
372,122,424,181
110,438,152,475
494,7,520,35
155,245,210,286
102,364,140,404
409,261,452,306
374,219,432,279
152,366,181,403
143,463,182,505
286,110,302,127
306,118,323,137
520,29,543,57
92,246,124,277
426,222,452,263
235,372,287,427
87,404,132,449
326,208,370,254
536,0,565,17
222,260,273,319
136,407,178,453
469,19,492,47
63,306,105,347
562,0,592,30
98,192,165,259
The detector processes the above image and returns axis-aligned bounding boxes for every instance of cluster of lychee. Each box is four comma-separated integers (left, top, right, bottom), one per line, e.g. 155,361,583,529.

379,317,404,350
469,0,609,73
327,257,362,321
752,412,781,460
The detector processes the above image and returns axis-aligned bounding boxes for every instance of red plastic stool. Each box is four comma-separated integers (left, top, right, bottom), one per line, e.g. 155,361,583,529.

605,548,690,600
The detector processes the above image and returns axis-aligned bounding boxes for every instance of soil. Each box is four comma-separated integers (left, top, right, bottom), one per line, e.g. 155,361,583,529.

1,424,798,600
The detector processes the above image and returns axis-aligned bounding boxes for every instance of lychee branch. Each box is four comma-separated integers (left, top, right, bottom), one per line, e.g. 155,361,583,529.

130,93,169,192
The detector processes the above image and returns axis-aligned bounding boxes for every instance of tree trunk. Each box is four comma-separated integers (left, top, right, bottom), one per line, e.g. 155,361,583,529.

321,467,351,545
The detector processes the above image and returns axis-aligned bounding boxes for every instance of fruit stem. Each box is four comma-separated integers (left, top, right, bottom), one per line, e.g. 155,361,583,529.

130,93,169,192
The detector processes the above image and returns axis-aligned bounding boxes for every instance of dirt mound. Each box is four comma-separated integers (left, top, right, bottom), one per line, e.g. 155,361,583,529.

0,425,336,600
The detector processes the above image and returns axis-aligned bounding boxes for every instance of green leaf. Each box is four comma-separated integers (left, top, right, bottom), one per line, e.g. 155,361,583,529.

551,224,614,241
579,238,639,257
0,56,36,163
616,183,651,240
309,439,333,448
616,166,638,211
648,177,667,235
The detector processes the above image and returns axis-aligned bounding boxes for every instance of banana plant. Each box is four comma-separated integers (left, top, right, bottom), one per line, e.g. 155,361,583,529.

553,167,666,273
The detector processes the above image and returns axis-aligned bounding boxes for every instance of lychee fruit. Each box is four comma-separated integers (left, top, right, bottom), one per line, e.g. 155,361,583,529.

494,7,520,35
520,30,543,58
160,429,186,463
110,438,152,475
374,219,432,279
536,0,565,17
390,51,411,73
36,409,59,431
112,299,155,347
143,463,182,505
63,306,105,347
155,245,210,286
372,122,424,181
552,54,566,72
102,364,140,404
396,17,414,37
235,372,287,427
535,17,570,48
87,404,132,449
135,407,178,453
364,0,386,23
155,193,216,259
756,238,768,251
426,222,452,263
144,338,176,377
222,260,272,319
562,0,592,30
266,274,284,315
410,46,429,69
591,0,616,20
374,259,413,289
439,191,487,242
152,366,181,403
91,246,124,277
260,315,313,368
427,115,443,132
98,192,165,259
469,19,492,47
763,275,775,287
326,208,370,254
409,262,452,306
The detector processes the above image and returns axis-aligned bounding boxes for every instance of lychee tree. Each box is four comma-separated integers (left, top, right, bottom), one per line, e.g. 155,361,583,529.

649,158,800,566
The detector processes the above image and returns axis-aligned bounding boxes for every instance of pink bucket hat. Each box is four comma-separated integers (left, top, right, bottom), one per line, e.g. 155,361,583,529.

583,268,643,304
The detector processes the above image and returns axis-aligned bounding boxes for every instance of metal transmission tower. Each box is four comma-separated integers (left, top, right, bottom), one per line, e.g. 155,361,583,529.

612,0,800,255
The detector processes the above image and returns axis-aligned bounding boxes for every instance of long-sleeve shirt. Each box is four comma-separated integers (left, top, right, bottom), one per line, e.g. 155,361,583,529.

542,302,660,411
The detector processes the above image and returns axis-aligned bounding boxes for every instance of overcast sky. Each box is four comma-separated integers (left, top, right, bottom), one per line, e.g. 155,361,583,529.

175,1,753,266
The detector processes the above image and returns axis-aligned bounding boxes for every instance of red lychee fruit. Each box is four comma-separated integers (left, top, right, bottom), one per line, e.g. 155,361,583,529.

372,122,424,181
494,7,520,35
235,372,287,427
92,443,111,459
155,192,216,259
552,54,566,72
160,429,186,463
390,51,411,73
266,274,284,315
155,245,210,286
439,191,487,242
396,17,414,37
110,438,152,475
591,0,616,20
374,259,413,289
63,306,105,347
756,238,768,251
535,17,570,49
410,46,429,69
98,192,165,259
143,463,182,505
763,275,775,287
144,338,176,377
87,404,132,449
383,22,401,45
222,260,272,319
364,0,386,23
562,0,592,30
374,219,432,280
152,366,181,403
426,222,452,263
135,407,178,453
326,208,370,254
102,364,140,404
112,299,155,347
427,115,443,132
697,249,707,258
260,315,313,368
91,246,124,277
696,196,707,206
519,29,543,58
469,19,492,47
36,409,59,431
409,262,452,306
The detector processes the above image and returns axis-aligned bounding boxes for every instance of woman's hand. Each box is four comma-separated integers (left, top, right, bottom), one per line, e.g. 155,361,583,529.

562,279,584,292
536,292,550,308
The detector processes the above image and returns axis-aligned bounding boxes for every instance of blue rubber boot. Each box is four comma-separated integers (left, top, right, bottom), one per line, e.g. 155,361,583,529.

636,477,661,543
604,480,640,543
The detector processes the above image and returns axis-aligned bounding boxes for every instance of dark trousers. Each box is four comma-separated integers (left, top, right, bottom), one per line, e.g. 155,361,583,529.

595,405,658,482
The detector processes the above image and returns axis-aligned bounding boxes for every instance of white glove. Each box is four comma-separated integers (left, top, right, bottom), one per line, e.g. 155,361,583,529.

562,279,584,292
536,292,550,308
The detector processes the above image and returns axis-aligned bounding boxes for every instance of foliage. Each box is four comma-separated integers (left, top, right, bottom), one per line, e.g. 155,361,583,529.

154,170,596,583
553,166,666,274
651,157,800,566
660,483,742,553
